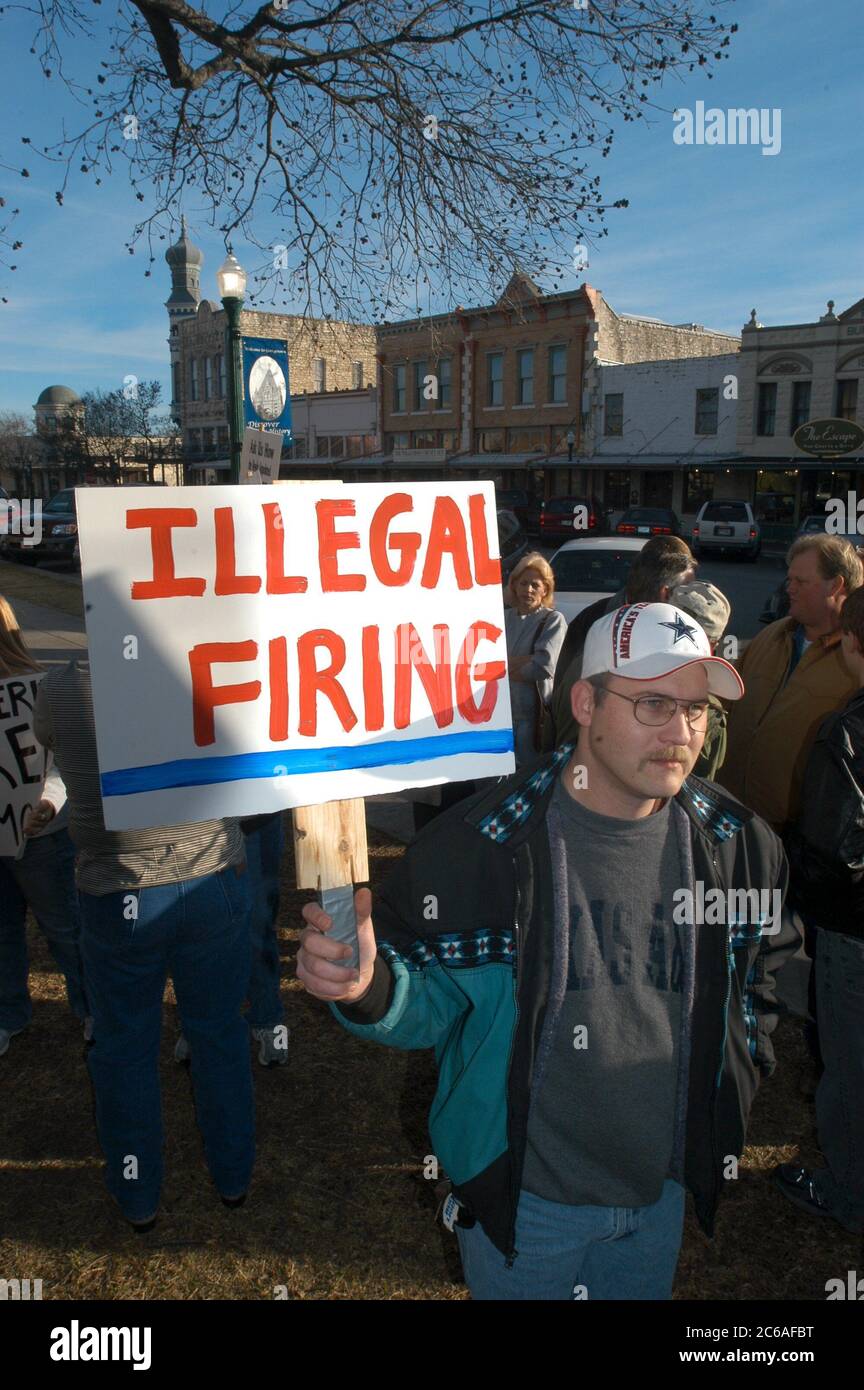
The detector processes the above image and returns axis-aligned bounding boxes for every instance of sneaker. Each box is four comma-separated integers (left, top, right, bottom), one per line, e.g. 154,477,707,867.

252,1025,289,1068
128,1213,158,1234
771,1163,862,1233
0,1028,23,1057
83,1016,95,1043
174,1034,190,1064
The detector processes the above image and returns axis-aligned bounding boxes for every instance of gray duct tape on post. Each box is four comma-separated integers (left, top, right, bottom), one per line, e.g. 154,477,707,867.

318,884,360,972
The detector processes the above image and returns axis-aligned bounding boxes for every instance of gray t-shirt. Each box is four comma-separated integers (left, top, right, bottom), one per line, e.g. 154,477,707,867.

522,775,685,1207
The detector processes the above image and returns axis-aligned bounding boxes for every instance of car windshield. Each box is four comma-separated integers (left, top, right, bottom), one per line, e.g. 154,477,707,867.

551,548,634,593
703,502,748,521
545,497,585,513
621,508,671,523
43,491,75,514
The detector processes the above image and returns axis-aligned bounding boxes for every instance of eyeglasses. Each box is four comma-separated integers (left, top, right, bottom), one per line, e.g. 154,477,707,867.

603,687,710,729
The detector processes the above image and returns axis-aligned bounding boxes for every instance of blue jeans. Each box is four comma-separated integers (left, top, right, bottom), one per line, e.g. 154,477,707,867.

243,814,285,1030
79,865,255,1221
456,1181,686,1300
0,828,87,1031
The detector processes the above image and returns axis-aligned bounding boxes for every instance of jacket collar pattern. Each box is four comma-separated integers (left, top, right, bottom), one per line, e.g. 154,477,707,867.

474,745,748,846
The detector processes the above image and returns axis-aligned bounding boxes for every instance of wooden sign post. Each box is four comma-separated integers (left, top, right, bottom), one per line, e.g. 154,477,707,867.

292,796,368,967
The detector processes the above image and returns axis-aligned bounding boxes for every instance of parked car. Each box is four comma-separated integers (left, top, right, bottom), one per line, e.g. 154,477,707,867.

496,508,529,583
796,513,828,536
3,487,80,567
615,506,681,538
495,487,532,526
538,495,608,542
549,536,646,624
692,499,761,560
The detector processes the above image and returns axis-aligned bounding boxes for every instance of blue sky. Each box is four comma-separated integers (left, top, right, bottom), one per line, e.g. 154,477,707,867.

1,0,862,418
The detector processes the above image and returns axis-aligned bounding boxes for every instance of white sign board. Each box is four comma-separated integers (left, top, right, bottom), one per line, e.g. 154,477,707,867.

76,483,515,829
0,674,49,856
241,427,282,484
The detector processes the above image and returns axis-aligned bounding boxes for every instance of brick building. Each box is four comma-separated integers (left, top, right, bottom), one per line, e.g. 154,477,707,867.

375,272,739,502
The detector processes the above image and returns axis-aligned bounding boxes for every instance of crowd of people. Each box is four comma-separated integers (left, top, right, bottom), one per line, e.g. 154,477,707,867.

2,525,863,1297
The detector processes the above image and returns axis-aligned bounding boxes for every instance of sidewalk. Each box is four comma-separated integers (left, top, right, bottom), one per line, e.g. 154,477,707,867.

13,595,88,667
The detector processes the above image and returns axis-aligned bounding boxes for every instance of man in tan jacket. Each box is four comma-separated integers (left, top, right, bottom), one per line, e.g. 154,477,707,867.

719,534,863,834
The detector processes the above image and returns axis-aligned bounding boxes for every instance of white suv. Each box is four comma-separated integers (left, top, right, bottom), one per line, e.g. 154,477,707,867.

692,500,761,561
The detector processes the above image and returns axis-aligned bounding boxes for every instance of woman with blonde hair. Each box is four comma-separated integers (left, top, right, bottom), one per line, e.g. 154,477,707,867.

0,595,88,1057
505,552,567,765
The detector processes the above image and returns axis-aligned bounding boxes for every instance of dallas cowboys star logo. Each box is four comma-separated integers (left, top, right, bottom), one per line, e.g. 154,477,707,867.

658,614,699,645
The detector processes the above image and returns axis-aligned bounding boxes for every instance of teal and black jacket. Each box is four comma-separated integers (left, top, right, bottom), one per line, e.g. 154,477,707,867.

333,748,802,1260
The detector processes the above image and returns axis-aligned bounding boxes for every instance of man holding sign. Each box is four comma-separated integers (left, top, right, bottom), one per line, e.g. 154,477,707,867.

64,480,516,1226
299,603,802,1301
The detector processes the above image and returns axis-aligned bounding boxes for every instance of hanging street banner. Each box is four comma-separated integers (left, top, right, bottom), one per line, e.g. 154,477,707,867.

76,482,515,830
242,337,293,436
240,427,282,484
0,673,49,856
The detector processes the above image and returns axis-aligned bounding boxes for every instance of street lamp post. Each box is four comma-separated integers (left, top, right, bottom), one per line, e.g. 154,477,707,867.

217,248,247,485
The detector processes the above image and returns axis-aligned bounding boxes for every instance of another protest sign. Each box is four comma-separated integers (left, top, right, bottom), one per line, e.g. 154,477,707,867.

240,427,282,484
0,673,48,857
76,482,515,830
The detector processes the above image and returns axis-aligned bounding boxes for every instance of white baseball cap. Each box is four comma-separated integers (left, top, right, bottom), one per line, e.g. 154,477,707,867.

582,602,744,701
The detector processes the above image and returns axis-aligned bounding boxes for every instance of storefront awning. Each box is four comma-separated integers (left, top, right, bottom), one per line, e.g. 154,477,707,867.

594,454,864,471
448,453,549,469
589,454,741,471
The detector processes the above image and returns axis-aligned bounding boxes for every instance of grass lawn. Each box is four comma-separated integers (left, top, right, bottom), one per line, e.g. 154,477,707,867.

0,820,856,1301
0,559,84,620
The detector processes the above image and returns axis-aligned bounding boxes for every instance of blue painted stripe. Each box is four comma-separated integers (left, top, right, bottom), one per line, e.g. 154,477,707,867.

101,728,515,797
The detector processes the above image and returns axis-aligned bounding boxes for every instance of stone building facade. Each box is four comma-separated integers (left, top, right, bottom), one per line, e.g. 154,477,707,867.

733,296,864,526
165,224,379,480
175,301,378,476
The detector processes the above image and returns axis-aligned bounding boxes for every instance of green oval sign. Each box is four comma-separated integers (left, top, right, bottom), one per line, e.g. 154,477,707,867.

793,418,864,458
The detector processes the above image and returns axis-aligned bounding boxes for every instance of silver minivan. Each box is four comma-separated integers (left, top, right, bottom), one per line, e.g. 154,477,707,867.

692,500,761,560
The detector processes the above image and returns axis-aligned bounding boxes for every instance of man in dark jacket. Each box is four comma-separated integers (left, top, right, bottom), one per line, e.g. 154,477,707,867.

775,585,864,1235
298,603,802,1300
551,536,695,748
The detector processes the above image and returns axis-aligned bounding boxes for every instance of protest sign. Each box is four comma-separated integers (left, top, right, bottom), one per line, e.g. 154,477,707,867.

76,482,515,830
0,673,48,856
240,427,282,484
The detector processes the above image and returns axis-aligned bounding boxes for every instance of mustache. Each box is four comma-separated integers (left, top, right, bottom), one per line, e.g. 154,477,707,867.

643,747,690,764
